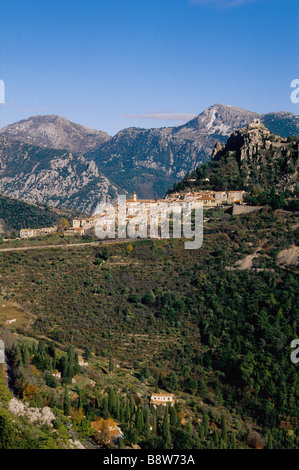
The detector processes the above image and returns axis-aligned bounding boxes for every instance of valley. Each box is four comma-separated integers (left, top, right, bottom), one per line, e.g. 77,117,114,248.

0,204,298,449
0,110,298,451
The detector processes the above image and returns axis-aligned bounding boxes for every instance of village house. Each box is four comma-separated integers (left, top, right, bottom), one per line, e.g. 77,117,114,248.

72,215,102,231
78,355,88,367
64,227,85,236
20,225,58,239
150,392,175,407
52,370,61,379
21,189,247,241
67,189,247,240
227,190,246,204
19,229,36,238
164,189,246,207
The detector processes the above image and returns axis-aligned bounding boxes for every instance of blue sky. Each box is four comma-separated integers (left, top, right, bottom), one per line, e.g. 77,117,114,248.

0,0,298,135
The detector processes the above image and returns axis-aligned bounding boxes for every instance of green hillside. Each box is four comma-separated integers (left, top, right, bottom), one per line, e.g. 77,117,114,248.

0,193,79,236
0,206,298,449
0,194,60,235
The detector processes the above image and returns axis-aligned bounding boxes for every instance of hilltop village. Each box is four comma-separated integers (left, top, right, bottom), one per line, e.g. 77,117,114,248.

19,190,246,238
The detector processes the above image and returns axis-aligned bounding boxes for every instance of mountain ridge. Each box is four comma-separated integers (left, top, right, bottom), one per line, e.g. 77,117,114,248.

0,104,298,206
0,114,110,155
84,104,299,198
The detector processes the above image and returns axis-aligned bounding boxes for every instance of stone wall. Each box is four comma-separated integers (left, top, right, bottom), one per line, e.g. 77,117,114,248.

232,204,263,216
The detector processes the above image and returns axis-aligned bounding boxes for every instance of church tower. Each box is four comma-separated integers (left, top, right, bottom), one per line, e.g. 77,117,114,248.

133,192,137,202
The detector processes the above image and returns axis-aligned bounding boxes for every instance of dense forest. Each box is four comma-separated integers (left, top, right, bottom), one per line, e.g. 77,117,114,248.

0,206,298,449
0,193,77,235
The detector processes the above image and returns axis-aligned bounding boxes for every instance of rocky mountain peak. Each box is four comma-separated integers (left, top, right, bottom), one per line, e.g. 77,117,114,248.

174,103,260,147
0,115,110,154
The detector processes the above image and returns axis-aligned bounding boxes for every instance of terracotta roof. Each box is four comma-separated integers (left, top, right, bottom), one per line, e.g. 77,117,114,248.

196,197,213,200
151,393,174,398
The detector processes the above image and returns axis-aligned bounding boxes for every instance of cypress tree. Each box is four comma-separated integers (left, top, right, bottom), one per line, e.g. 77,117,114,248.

102,395,109,417
63,387,70,416
129,395,136,415
50,394,57,408
116,398,121,422
230,431,236,449
15,346,23,368
169,405,179,427
95,389,101,409
142,407,150,436
22,344,30,366
125,399,131,421
267,432,273,449
221,414,227,441
74,352,80,374
77,389,83,410
152,414,157,435
119,401,124,423
135,406,144,434
162,408,172,448
61,355,68,378
108,388,117,416
202,414,209,437
52,342,57,369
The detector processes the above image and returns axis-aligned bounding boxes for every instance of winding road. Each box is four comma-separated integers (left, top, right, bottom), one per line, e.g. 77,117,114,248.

0,238,136,253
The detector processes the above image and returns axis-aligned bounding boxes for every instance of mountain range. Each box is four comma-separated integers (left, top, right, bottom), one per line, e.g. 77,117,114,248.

0,103,298,211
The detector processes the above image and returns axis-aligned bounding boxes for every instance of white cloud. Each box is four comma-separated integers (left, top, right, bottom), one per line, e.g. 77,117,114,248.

124,112,197,121
190,0,261,8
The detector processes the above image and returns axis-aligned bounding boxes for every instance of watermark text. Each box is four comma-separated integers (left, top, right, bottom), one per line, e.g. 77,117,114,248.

0,79,5,104
290,79,299,104
93,196,203,249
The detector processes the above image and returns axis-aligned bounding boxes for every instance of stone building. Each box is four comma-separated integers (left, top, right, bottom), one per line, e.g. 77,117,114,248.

20,226,58,238
150,392,175,407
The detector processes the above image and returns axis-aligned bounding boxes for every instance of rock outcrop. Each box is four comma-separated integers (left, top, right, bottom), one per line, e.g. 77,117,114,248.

0,135,121,213
212,119,298,192
9,397,56,426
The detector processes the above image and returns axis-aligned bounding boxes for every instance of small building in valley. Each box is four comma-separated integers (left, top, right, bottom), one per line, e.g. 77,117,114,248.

150,392,175,407
52,370,61,379
64,227,85,236
78,355,88,367
20,225,58,238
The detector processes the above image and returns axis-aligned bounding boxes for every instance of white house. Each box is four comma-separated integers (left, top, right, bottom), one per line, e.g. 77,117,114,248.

150,393,175,406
